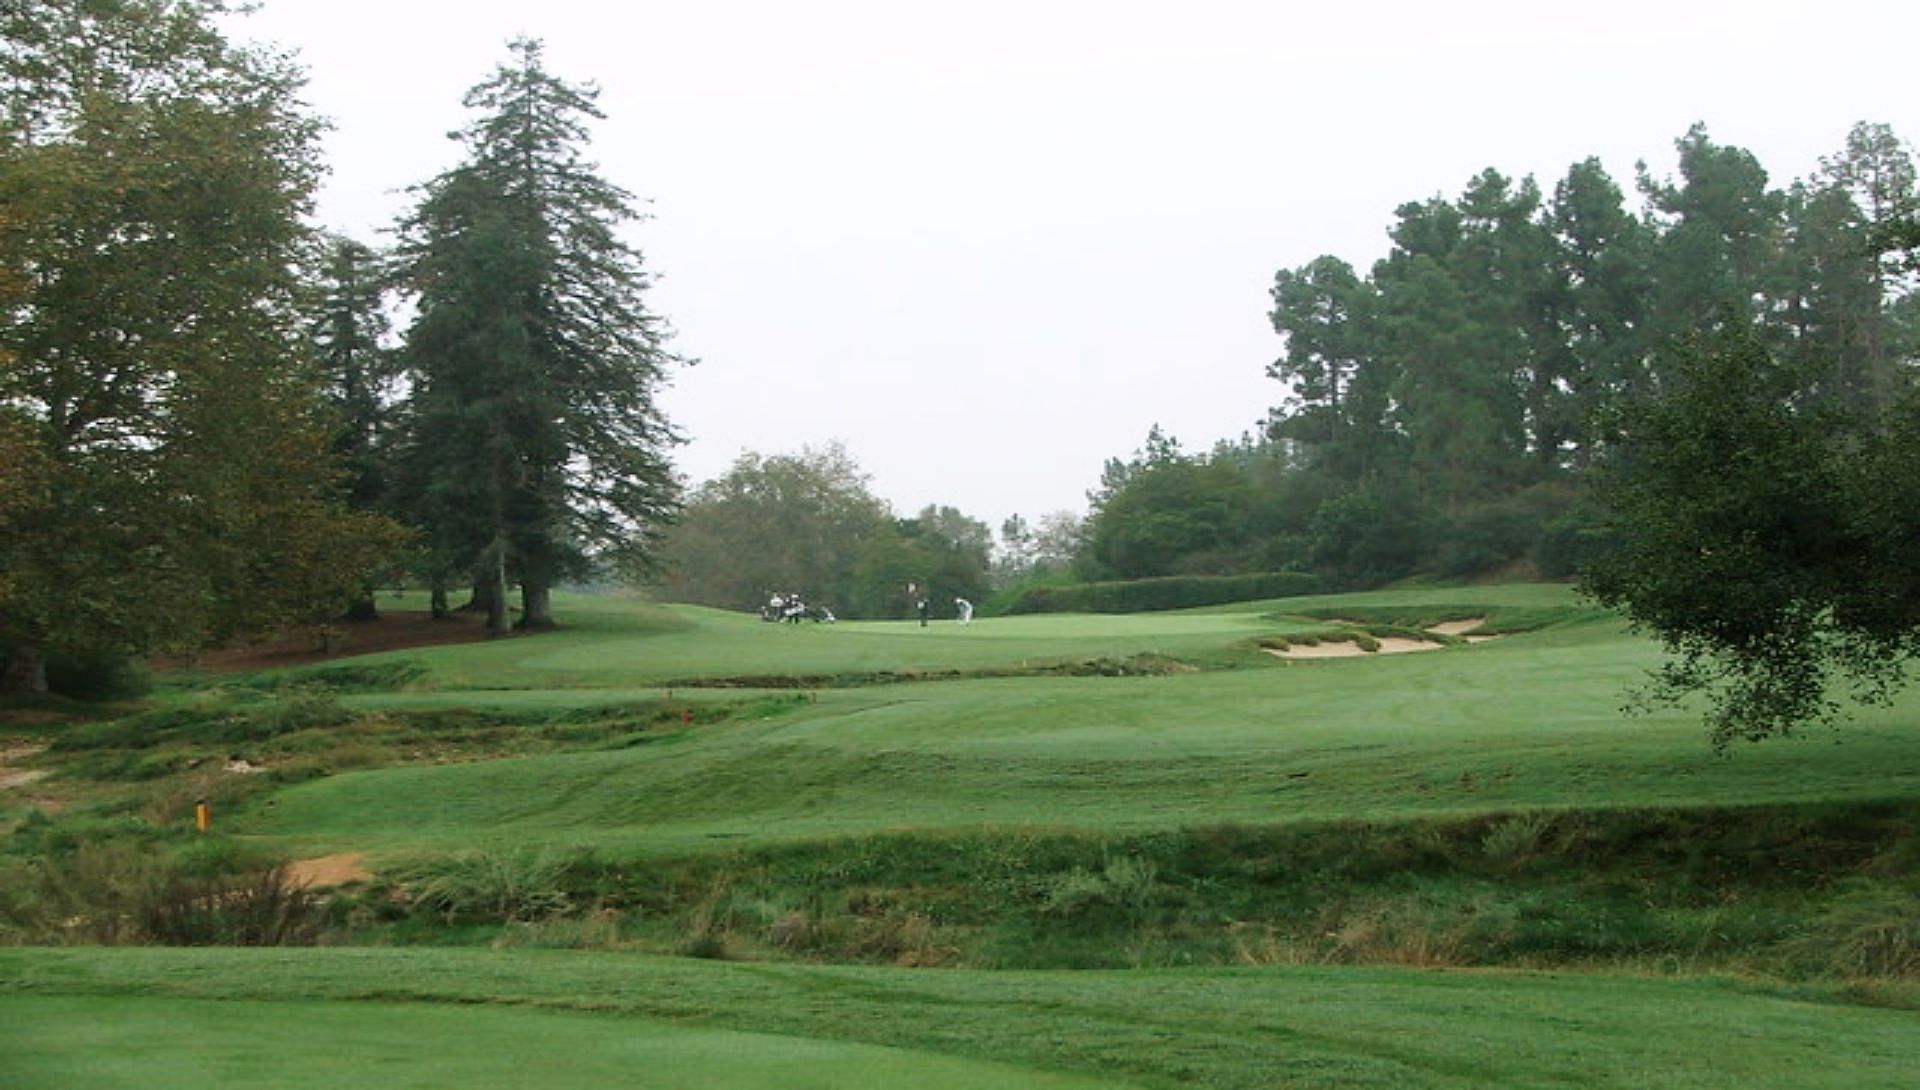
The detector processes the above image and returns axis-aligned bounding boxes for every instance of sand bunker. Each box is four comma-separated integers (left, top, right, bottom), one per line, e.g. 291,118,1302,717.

285,852,374,889
1426,619,1497,642
1264,618,1494,660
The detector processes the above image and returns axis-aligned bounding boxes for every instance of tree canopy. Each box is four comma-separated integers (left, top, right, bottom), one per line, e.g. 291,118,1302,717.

658,444,992,620
1064,123,1917,597
392,37,682,634
0,0,405,692
1581,303,1920,746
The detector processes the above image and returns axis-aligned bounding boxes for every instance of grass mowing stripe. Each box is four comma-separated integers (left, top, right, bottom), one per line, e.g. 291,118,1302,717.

4,948,1917,1090
0,995,1132,1090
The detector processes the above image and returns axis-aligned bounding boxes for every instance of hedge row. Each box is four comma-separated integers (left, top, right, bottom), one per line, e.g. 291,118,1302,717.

1002,571,1324,615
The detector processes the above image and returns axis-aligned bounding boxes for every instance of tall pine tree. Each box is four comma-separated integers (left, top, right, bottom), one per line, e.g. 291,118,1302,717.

395,38,682,634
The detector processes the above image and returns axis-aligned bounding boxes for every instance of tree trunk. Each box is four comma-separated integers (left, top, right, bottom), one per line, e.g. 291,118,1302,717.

518,579,556,629
430,579,450,620
0,643,48,695
484,541,511,638
343,591,379,622
457,576,491,613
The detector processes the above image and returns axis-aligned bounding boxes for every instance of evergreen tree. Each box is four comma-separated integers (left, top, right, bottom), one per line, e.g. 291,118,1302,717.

1637,124,1784,346
1374,185,1531,509
1775,179,1892,411
395,38,682,634
1266,255,1395,480
1542,157,1654,465
1821,121,1919,279
309,234,404,619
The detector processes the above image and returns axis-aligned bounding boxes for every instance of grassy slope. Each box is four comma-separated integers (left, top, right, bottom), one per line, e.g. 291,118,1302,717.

238,586,1920,859
12,585,1920,1089
4,947,1918,1090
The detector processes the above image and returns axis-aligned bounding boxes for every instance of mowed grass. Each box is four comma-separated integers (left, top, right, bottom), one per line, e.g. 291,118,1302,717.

6,947,1920,1090
15,585,1920,1090
303,584,1583,692
239,585,1920,858
0,994,1128,1090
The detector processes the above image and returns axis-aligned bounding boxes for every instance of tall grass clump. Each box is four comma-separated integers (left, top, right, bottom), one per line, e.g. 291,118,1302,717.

1038,855,1160,922
394,848,584,925
1781,881,1920,979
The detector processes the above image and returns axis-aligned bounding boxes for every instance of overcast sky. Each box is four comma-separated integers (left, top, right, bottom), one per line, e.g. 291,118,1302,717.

229,0,1918,532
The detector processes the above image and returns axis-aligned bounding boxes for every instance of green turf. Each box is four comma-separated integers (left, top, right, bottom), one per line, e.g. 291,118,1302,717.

286,583,1589,692
17,584,1920,1090
3,947,1917,1090
0,994,1129,1090
236,586,1920,859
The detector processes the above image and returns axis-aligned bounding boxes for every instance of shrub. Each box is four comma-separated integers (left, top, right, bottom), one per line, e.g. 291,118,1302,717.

42,647,152,702
1038,855,1159,921
0,841,324,946
1535,503,1618,580
1306,489,1430,588
1430,501,1542,578
1004,571,1322,615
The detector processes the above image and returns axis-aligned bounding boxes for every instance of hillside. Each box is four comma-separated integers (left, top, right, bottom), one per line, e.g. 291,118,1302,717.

4,584,1918,1088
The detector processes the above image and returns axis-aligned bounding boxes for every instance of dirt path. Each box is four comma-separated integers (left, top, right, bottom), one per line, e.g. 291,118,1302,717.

0,743,50,791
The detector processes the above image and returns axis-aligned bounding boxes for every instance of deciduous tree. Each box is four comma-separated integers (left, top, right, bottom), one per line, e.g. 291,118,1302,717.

1582,326,1918,745
659,444,893,615
0,0,404,693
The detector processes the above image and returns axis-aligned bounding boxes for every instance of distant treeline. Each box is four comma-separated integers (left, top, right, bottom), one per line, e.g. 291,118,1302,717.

1072,122,1917,590
655,123,1917,616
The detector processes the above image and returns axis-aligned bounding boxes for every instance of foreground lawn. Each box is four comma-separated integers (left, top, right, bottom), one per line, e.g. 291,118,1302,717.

1,996,1127,1090
4,947,1917,1090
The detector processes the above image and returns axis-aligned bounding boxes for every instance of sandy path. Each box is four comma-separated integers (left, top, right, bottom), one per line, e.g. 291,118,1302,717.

0,744,50,790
